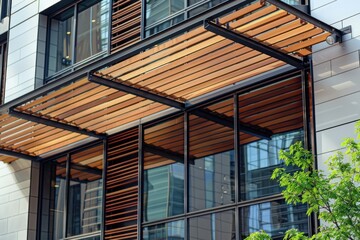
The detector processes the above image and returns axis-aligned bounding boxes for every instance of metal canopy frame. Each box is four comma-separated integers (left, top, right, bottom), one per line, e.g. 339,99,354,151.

204,20,305,68
0,148,40,161
88,74,185,110
9,107,107,139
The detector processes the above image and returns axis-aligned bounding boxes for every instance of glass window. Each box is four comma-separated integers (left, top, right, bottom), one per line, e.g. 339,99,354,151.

189,98,235,211
189,210,236,240
240,130,304,200
49,156,67,240
66,150,103,237
143,220,185,240
143,116,185,222
145,0,228,37
47,0,109,77
241,199,308,239
76,0,109,62
43,145,103,240
48,7,75,75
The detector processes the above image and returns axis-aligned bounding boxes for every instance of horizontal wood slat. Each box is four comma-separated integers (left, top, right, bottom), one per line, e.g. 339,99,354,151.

105,128,138,240
111,0,141,53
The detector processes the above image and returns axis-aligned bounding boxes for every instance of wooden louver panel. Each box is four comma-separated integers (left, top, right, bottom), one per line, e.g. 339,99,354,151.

105,128,139,239
111,0,141,53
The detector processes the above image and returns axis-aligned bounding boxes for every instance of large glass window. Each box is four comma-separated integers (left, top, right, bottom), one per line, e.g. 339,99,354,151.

42,145,103,240
241,200,308,239
189,98,235,211
47,0,109,77
240,130,304,200
189,210,235,240
143,116,185,222
143,220,185,240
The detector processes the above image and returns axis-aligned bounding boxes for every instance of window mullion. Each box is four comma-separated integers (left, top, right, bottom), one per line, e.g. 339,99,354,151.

64,153,71,238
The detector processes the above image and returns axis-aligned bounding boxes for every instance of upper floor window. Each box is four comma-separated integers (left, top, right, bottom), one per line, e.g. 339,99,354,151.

47,0,109,77
145,0,228,37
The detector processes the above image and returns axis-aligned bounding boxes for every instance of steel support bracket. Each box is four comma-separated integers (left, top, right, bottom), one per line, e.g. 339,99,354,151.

88,73,186,110
9,107,107,140
204,20,305,69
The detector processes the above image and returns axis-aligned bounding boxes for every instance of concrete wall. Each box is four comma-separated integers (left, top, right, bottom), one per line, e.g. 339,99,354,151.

311,1,360,170
0,160,31,240
4,0,59,102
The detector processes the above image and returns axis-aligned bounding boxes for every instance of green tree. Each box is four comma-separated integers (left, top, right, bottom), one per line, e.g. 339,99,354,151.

246,122,360,240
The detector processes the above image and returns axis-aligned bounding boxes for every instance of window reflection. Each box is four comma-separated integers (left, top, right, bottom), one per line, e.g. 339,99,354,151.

76,0,109,62
240,130,303,200
143,220,185,240
189,210,235,240
144,163,184,222
45,145,103,240
47,0,109,77
50,157,67,240
241,199,308,239
48,8,74,75
189,151,235,211
143,116,185,222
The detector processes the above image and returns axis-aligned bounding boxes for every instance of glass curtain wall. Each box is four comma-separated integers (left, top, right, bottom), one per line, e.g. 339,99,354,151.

141,77,310,239
42,144,103,240
143,116,185,223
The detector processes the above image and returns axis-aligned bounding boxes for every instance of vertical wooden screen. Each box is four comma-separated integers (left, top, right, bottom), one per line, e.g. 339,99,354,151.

105,128,139,239
111,0,141,53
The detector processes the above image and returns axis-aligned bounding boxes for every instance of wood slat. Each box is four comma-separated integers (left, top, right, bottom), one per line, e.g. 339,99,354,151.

105,128,138,240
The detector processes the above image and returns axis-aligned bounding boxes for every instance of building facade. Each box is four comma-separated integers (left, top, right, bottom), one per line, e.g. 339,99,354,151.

0,0,358,239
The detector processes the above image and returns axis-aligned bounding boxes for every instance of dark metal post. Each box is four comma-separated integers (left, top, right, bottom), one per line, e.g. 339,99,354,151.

301,69,310,151
101,139,108,240
184,111,189,239
64,153,71,238
301,67,319,236
234,94,240,240
307,58,321,235
137,125,144,240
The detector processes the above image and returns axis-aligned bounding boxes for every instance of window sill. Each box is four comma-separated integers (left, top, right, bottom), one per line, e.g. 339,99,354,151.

45,51,108,84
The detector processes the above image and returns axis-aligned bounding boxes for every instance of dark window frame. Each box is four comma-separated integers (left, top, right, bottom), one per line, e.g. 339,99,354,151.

39,141,105,240
0,40,7,105
44,0,111,82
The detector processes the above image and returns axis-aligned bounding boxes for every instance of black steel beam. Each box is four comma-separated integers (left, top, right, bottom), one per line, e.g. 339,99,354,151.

9,108,106,139
0,148,40,161
144,143,195,164
266,0,343,38
204,20,305,69
192,109,272,140
88,73,185,110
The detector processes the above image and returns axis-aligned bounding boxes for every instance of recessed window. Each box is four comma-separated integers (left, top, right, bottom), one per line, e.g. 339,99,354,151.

145,0,228,37
47,0,109,77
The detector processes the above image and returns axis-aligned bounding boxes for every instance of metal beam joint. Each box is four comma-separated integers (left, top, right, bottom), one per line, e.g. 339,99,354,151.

204,20,305,69
88,73,186,110
9,107,107,140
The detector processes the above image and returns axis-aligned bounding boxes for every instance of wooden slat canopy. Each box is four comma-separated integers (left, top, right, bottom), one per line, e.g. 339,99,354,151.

0,0,339,163
93,0,332,101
